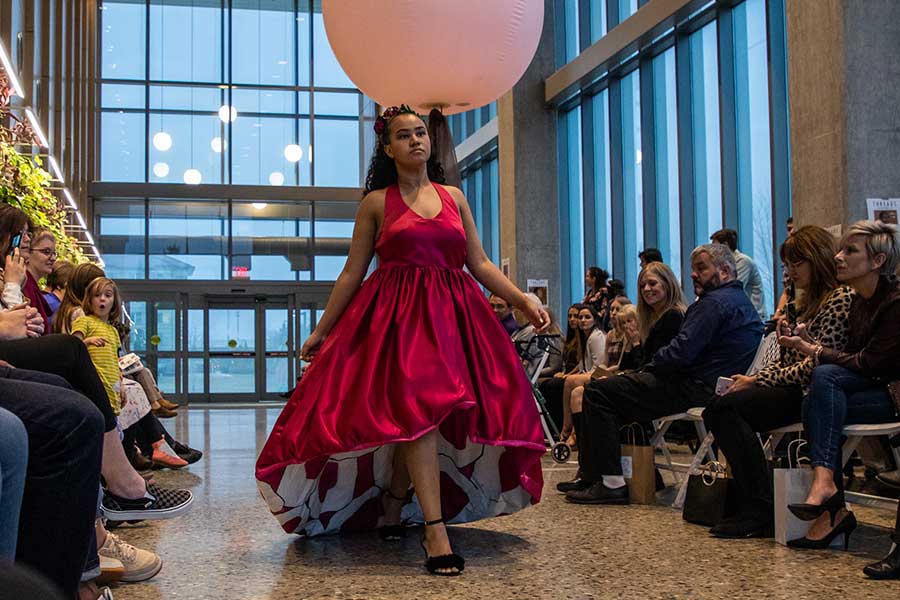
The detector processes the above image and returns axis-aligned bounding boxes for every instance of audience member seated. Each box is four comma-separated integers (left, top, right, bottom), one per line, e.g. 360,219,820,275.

42,260,73,326
558,304,606,448
711,228,767,321
596,302,642,376
538,304,580,427
489,293,518,336
558,263,684,493
772,222,900,574
21,228,56,334
0,365,105,598
566,244,763,505
639,247,663,269
533,308,564,380
703,226,853,538
0,404,26,562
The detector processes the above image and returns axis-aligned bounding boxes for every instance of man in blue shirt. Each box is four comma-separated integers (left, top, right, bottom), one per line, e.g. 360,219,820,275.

564,243,764,505
489,294,519,336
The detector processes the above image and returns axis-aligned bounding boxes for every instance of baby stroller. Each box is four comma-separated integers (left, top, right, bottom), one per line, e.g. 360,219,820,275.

515,334,571,464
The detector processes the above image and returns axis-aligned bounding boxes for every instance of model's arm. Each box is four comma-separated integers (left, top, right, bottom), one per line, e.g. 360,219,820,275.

448,187,547,328
302,193,379,359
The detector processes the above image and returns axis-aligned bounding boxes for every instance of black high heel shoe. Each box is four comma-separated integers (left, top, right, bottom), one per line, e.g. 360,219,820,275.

421,518,465,576
787,511,857,550
788,491,844,526
863,540,900,579
378,490,407,541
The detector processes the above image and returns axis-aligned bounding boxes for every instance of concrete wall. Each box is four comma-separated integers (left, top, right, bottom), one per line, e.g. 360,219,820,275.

787,0,900,228
498,0,561,313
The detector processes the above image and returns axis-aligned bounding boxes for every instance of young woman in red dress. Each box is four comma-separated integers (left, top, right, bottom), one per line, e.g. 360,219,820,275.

256,106,548,576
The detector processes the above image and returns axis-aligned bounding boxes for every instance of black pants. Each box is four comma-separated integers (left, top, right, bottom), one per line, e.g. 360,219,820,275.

537,377,564,430
703,385,803,514
0,335,117,432
0,367,104,598
580,371,714,479
123,411,167,459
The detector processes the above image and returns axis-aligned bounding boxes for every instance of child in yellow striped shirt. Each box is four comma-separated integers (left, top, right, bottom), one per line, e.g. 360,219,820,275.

71,277,124,414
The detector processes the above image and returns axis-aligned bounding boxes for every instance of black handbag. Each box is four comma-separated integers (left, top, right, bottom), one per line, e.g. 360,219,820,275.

682,462,735,527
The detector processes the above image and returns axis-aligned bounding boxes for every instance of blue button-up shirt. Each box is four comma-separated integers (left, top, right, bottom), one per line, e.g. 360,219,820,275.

648,280,764,387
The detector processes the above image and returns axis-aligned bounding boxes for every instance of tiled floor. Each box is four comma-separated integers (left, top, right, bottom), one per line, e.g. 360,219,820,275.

112,407,899,600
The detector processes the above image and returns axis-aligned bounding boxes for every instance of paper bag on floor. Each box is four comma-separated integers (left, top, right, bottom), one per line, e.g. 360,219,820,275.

621,424,656,505
774,439,814,546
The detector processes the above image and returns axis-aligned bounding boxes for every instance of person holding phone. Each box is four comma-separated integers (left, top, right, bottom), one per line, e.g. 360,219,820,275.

702,226,854,539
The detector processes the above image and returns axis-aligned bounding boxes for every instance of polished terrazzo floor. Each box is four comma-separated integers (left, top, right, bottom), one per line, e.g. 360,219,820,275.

110,406,900,600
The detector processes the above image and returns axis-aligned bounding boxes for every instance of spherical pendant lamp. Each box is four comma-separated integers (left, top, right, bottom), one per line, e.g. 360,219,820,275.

322,0,544,115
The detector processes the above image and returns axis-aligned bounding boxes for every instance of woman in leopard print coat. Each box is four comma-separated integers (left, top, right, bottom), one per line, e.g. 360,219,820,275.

701,226,853,538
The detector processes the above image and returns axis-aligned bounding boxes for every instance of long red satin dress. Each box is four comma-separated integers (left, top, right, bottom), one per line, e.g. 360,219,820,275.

255,182,544,536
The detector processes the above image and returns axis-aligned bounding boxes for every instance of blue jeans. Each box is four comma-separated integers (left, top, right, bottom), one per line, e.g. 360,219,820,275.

803,364,898,472
0,406,27,561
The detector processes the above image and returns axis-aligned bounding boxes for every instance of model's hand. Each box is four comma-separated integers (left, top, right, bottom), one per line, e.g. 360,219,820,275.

4,249,27,286
725,374,757,395
519,300,550,333
300,331,325,362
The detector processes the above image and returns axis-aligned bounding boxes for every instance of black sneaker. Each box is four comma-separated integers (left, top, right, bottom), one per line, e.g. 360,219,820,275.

101,483,193,521
170,440,203,464
565,481,629,505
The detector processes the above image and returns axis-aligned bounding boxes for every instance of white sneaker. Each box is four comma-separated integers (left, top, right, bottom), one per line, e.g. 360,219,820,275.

98,532,163,582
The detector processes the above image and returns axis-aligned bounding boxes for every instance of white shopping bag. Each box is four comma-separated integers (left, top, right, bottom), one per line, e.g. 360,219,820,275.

773,465,814,546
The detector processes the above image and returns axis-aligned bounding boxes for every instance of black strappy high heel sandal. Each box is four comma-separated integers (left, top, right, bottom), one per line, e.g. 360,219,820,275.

378,490,407,541
421,518,465,576
788,491,844,526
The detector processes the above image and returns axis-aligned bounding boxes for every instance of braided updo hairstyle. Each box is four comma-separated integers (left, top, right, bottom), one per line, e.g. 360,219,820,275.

363,109,445,197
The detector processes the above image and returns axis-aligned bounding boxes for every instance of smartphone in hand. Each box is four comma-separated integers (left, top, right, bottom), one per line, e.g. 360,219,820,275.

8,233,21,257
715,376,735,396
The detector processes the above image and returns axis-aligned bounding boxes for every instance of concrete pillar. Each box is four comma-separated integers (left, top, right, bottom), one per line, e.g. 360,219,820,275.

787,0,900,228
498,0,561,313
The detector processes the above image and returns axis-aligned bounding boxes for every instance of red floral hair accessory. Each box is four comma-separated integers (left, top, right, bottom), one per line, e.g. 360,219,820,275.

374,104,418,137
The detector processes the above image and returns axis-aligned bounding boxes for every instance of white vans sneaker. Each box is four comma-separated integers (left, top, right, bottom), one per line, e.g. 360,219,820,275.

98,532,163,582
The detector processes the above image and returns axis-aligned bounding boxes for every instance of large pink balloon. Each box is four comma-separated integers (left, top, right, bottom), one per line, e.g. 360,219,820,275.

322,0,544,116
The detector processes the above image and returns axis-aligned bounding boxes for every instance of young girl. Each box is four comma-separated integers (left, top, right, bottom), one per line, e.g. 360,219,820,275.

559,304,606,447
256,105,547,576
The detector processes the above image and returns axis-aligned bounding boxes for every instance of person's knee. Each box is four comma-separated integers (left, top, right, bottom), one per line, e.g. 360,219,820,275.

702,397,731,430
582,380,615,414
571,387,584,413
4,368,71,390
0,407,27,459
810,364,844,388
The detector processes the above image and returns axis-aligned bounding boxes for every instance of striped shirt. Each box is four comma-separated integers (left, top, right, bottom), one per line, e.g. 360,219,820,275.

72,315,122,414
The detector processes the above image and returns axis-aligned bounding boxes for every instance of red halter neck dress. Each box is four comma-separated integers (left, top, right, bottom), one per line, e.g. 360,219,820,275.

255,182,544,536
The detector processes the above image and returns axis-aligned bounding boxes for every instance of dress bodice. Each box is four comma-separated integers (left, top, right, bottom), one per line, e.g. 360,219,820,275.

374,183,467,269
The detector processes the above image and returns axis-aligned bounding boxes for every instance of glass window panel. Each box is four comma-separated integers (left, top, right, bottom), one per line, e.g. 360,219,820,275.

734,0,773,313
232,116,308,186
618,0,638,22
592,90,612,272
590,0,607,44
265,310,289,351
564,107,584,304
561,0,579,65
148,201,227,280
149,85,221,112
188,309,204,352
208,309,255,352
621,71,643,299
210,358,255,393
313,119,359,186
232,88,298,116
232,202,311,280
125,301,147,353
314,92,359,117
154,306,176,352
156,358,176,394
101,1,146,80
102,84,145,110
315,202,356,238
232,0,295,86
296,4,311,86
690,23,723,242
149,1,223,83
312,9,354,88
97,199,146,280
101,111,146,183
314,256,347,280
148,112,224,184
652,48,681,281
266,357,289,393
188,358,205,394
489,158,500,263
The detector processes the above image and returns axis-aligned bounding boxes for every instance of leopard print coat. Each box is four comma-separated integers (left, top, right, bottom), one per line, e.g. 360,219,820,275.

756,286,854,387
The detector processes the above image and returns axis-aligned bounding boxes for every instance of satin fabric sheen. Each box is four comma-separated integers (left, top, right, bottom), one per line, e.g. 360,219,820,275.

255,183,545,535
